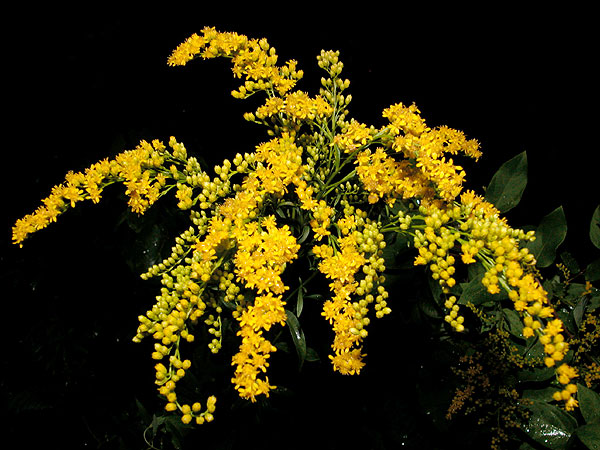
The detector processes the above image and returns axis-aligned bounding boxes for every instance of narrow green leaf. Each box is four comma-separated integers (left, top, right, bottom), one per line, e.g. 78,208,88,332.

590,205,600,249
524,401,577,449
575,423,600,450
285,309,306,369
577,383,600,424
297,225,311,244
296,279,304,317
573,298,586,330
485,151,528,212
135,398,151,424
527,206,568,268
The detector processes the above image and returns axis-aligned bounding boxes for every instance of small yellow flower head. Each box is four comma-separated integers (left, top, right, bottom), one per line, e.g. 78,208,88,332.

333,119,374,153
329,348,366,375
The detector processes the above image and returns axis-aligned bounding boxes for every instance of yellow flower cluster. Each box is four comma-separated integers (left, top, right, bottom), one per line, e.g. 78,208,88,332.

168,26,302,98
382,102,481,202
134,133,306,419
232,291,287,401
234,216,299,295
254,91,333,125
355,147,432,204
15,27,590,430
410,190,580,409
294,178,335,240
254,134,304,195
12,139,180,246
333,119,375,153
187,139,303,402
313,204,389,374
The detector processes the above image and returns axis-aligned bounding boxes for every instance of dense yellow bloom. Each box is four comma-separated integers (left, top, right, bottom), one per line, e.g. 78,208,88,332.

308,200,335,241
16,26,590,428
234,216,299,294
333,119,374,153
256,91,333,122
380,102,480,202
383,102,429,137
329,348,366,375
12,139,171,246
231,324,279,402
318,241,366,284
168,27,302,98
238,292,287,332
254,134,304,195
355,147,401,203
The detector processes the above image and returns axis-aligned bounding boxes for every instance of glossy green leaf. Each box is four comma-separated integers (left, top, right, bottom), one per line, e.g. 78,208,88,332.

524,401,577,449
575,423,600,450
516,340,556,382
560,251,581,275
527,206,568,268
458,272,507,305
285,309,306,369
590,205,600,249
297,225,311,244
522,387,561,403
517,365,556,383
296,278,304,317
305,347,320,362
502,308,524,339
577,383,600,424
586,258,600,282
485,151,528,212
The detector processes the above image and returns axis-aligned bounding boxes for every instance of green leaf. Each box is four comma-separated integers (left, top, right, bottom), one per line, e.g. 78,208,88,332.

485,151,528,212
502,308,524,339
575,423,600,450
590,205,600,250
516,340,556,382
586,258,600,282
526,206,568,268
560,251,581,275
458,270,508,306
524,401,577,449
296,285,304,317
297,225,311,244
522,387,561,403
305,347,320,362
518,365,556,383
382,232,411,269
577,383,600,424
285,309,306,369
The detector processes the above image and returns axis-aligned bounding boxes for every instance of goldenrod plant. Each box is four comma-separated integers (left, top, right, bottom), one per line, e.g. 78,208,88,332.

11,27,600,449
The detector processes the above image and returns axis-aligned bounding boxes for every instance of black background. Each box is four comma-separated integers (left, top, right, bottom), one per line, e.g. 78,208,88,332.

2,6,597,449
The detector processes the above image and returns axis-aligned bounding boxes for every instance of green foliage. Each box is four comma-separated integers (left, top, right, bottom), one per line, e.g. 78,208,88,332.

523,401,578,449
485,150,528,213
590,206,600,250
527,206,568,268
285,309,307,370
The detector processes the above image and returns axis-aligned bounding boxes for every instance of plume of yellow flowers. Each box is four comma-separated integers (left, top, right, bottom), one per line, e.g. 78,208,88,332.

13,26,584,426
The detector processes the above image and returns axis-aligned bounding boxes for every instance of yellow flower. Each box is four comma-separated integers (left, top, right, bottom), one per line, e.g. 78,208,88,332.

329,348,366,375
333,119,373,153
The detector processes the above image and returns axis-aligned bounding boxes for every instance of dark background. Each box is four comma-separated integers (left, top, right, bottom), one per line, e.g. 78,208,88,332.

2,6,597,449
